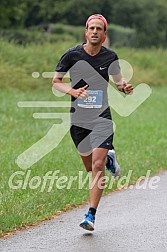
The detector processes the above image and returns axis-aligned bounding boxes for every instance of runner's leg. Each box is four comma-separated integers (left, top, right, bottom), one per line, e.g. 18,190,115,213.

80,153,92,172
79,148,108,230
90,148,108,208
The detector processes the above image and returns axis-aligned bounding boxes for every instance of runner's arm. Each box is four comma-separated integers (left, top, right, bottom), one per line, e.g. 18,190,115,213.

52,73,88,99
112,73,133,95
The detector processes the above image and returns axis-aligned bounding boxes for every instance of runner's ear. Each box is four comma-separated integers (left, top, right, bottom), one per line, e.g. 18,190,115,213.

85,28,88,41
102,37,106,43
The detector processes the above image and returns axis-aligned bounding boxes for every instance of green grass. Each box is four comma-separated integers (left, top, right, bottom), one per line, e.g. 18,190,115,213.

0,40,167,237
116,47,167,86
0,39,75,90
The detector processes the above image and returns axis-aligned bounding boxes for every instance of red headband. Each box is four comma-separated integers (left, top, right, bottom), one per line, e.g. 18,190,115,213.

85,14,108,43
86,14,108,31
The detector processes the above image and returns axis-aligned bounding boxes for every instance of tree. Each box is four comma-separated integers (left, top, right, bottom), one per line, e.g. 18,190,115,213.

111,0,167,47
0,0,27,28
54,0,113,25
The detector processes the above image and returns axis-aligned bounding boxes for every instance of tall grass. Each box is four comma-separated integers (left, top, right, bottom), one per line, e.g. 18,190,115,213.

116,47,167,86
0,40,167,90
0,39,75,90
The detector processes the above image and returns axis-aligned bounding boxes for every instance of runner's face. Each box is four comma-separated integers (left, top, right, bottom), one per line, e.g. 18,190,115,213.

85,19,106,45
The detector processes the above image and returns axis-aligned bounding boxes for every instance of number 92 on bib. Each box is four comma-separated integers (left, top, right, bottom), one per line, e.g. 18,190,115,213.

77,90,103,108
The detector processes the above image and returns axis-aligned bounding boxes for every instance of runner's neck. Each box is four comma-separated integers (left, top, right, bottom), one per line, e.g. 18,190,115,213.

82,43,102,56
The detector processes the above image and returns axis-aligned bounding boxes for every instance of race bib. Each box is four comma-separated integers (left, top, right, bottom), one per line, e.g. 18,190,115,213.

77,90,103,108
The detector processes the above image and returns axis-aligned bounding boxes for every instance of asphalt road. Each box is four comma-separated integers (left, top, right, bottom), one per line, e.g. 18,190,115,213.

1,171,167,252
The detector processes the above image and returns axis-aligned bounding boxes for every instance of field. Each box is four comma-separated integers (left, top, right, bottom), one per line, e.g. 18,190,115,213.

0,40,167,237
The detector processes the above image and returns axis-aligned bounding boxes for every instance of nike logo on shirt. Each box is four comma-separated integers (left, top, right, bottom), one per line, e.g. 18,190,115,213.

100,66,107,70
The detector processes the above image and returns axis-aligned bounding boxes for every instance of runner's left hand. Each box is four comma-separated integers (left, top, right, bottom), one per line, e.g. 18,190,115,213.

123,83,133,95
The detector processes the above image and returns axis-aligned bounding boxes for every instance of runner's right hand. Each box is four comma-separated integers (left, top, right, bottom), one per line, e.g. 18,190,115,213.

68,85,89,99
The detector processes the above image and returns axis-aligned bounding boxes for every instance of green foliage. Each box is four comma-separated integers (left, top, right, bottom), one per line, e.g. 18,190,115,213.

56,0,112,26
108,24,136,47
50,23,85,42
0,0,167,47
0,0,27,28
111,0,167,47
0,28,75,45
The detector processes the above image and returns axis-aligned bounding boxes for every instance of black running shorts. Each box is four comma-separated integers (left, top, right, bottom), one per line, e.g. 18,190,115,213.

70,123,114,154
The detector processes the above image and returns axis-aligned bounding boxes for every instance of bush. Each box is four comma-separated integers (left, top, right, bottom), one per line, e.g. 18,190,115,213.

108,24,136,47
50,23,85,42
50,23,138,47
0,28,75,45
0,23,137,47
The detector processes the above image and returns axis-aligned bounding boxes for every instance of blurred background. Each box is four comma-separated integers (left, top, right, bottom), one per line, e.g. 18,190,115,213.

0,0,167,47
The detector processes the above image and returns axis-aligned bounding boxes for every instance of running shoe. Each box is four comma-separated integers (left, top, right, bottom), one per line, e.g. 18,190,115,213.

105,149,121,178
79,211,95,231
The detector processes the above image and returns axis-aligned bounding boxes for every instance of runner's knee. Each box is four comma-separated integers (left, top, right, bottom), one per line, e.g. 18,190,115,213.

92,159,105,173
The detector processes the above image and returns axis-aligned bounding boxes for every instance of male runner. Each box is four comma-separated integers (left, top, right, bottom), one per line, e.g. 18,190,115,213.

52,14,133,231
